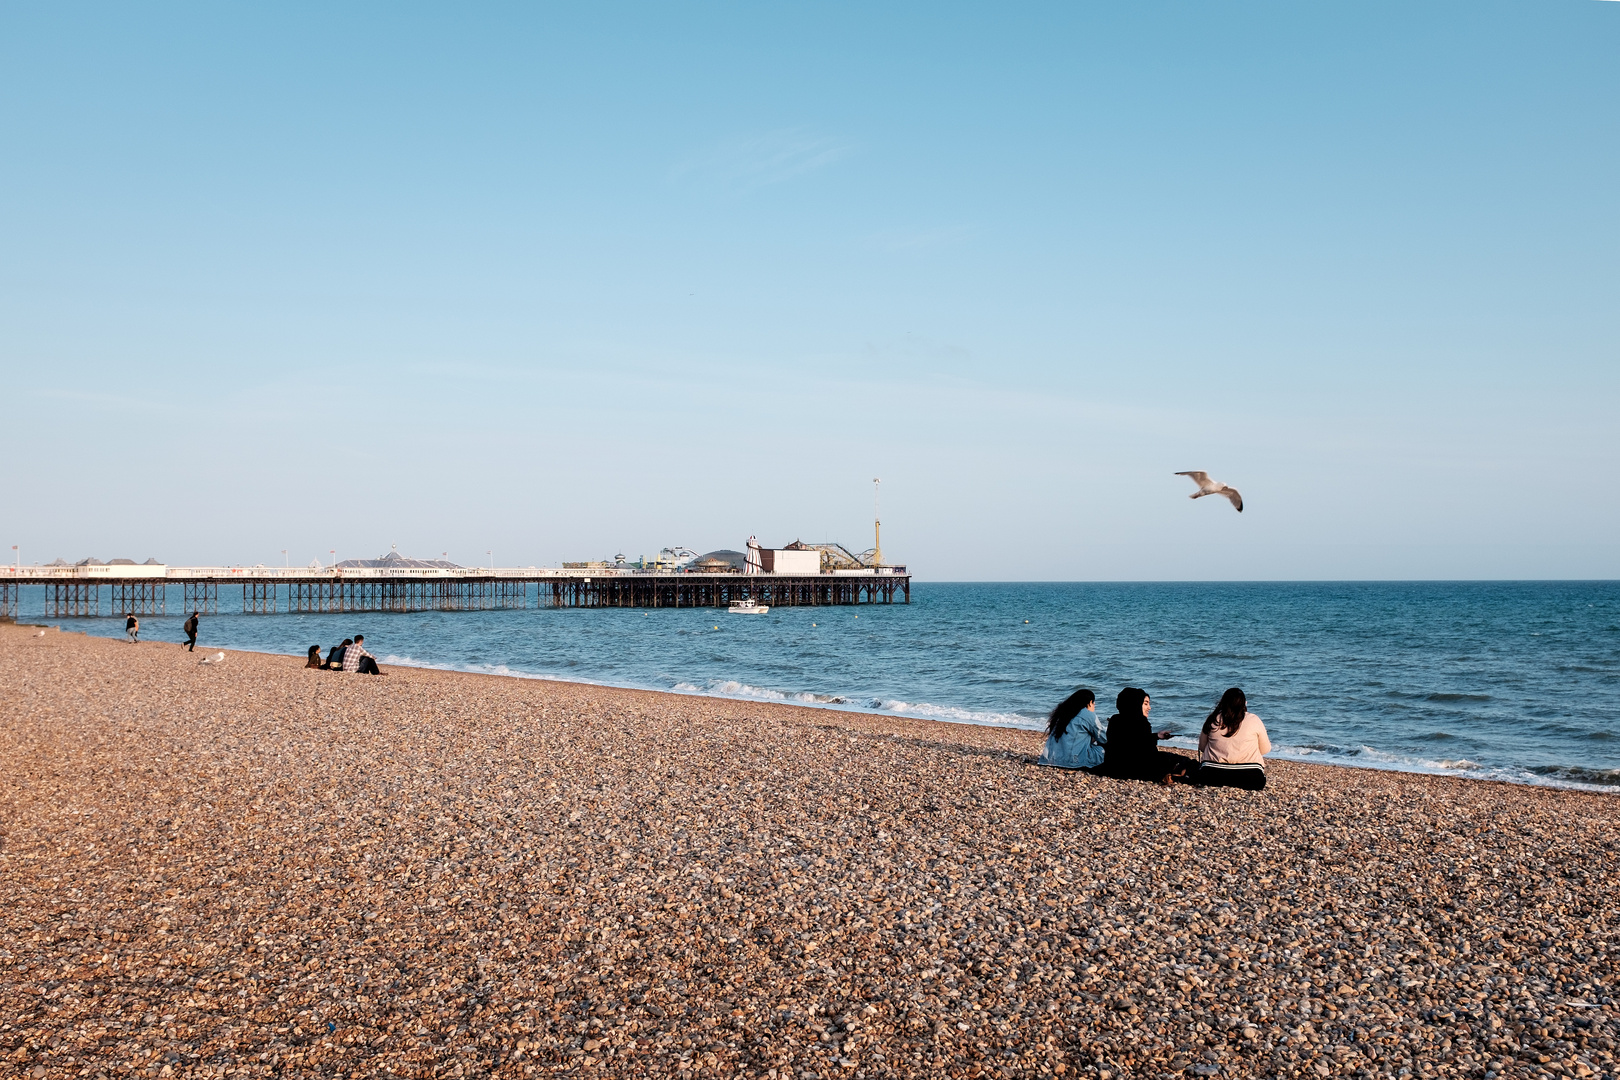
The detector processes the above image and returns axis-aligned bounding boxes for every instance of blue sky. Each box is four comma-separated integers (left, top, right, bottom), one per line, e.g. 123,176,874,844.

2,2,1615,579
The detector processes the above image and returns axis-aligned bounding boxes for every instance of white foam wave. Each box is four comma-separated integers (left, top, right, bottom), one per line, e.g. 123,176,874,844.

672,678,852,707
1267,742,1619,793
871,698,1042,730
379,654,612,688
668,680,1042,727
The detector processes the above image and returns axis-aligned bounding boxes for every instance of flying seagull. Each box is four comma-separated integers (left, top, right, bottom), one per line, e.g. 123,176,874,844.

1175,471,1243,512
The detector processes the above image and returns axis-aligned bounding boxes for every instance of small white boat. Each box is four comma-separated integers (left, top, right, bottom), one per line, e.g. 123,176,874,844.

728,598,770,615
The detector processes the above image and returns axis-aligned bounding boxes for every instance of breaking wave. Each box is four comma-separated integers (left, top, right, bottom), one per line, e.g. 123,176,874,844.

868,698,1041,729
670,680,1041,728
671,679,848,706
1265,742,1620,792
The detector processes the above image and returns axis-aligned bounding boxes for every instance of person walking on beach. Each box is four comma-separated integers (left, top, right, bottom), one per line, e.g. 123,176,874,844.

182,611,200,652
341,634,381,675
1099,687,1195,785
125,615,139,644
1192,687,1272,790
1038,687,1106,770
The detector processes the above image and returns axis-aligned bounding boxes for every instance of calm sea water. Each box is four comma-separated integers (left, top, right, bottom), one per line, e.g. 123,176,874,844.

22,581,1620,791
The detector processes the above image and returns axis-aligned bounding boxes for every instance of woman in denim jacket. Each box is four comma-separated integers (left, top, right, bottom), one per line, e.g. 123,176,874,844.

1039,687,1107,770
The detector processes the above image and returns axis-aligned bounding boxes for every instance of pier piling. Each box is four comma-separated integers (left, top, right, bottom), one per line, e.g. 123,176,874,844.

46,582,99,618
110,582,165,616
183,582,219,615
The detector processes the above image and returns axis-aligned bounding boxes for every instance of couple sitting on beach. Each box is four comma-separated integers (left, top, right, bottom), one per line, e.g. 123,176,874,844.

1040,686,1271,790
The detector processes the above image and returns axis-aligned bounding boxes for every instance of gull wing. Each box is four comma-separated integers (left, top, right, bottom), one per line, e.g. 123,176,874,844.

1222,487,1243,512
1176,470,1215,493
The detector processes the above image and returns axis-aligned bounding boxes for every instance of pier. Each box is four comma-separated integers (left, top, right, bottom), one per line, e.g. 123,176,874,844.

0,566,910,618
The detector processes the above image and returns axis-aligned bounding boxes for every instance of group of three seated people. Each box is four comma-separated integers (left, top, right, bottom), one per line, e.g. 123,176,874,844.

1040,685,1271,789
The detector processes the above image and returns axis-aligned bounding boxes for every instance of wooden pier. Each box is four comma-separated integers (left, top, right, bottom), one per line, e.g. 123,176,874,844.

1,568,910,618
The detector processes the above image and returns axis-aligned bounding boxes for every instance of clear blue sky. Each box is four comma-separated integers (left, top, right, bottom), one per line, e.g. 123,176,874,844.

2,2,1615,579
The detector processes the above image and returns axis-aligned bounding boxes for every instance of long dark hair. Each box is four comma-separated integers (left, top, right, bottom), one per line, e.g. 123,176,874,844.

1047,688,1095,739
1203,687,1247,737
1112,686,1148,725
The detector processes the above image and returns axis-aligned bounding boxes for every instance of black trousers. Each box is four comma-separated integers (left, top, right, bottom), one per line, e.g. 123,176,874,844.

1194,765,1267,790
357,656,380,675
184,632,197,651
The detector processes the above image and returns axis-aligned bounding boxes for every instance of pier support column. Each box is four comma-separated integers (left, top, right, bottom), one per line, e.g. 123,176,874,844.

47,582,98,617
183,582,218,615
288,582,339,613
110,582,166,616
0,581,16,619
243,582,277,614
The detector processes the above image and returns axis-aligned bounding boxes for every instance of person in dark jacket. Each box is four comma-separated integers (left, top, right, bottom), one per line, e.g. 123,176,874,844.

182,611,200,651
1099,686,1195,785
306,645,323,668
324,638,352,670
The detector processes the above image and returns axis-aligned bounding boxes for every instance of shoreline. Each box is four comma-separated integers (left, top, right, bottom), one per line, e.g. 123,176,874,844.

43,620,1613,796
375,655,1618,796
3,624,1617,1079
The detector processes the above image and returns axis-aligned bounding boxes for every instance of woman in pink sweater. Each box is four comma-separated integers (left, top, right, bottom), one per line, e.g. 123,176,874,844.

1194,687,1272,791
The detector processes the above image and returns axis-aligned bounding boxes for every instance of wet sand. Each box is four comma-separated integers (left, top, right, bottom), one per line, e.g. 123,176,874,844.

1,624,1615,1080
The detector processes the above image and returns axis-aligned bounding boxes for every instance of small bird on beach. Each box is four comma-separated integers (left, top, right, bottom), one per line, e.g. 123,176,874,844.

1176,471,1244,512
200,651,226,665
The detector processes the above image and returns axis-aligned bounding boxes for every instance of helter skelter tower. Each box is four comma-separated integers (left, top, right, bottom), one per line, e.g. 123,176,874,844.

872,477,882,567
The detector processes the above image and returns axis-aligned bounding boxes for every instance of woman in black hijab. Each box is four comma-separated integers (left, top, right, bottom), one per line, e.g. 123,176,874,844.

1100,687,1196,785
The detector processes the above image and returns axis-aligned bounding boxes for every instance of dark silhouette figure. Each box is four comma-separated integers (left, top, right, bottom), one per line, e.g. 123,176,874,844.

306,645,323,668
183,612,200,651
1099,687,1195,786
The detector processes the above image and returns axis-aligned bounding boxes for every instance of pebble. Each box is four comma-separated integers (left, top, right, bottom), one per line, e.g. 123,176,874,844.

0,624,1616,1078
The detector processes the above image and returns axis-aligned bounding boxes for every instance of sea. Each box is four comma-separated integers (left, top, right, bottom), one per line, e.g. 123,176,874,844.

20,581,1620,792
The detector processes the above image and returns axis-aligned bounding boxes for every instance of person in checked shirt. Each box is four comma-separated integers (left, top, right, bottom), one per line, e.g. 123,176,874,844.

341,634,381,675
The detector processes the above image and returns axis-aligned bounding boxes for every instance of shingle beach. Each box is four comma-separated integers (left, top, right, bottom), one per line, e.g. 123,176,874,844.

2,625,1615,1080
